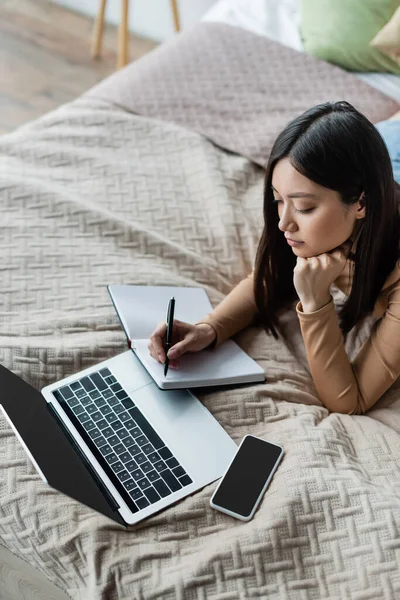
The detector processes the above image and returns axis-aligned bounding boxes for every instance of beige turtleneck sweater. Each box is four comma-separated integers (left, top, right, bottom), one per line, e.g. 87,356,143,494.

197,260,400,415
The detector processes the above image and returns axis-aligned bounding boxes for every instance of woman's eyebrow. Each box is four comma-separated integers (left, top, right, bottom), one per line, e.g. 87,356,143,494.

271,185,317,198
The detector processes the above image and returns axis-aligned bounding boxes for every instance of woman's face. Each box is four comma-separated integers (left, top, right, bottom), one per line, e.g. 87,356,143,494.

271,158,365,258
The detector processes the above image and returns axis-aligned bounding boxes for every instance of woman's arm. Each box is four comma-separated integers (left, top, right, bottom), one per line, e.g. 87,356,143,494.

196,272,258,347
296,282,400,414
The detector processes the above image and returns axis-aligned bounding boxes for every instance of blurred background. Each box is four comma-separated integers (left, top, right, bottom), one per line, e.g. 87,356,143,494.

0,0,216,134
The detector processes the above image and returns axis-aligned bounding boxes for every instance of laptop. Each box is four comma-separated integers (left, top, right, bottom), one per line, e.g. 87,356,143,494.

0,352,237,526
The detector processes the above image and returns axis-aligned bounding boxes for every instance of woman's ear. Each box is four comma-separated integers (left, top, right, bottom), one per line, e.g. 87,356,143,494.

356,191,366,219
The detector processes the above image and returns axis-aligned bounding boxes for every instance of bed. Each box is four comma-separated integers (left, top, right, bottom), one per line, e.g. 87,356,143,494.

1,15,400,600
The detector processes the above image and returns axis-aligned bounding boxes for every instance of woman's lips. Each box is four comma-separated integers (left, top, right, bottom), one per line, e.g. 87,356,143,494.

286,238,304,247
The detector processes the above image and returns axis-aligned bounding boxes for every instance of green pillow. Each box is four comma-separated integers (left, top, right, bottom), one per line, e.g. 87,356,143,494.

301,0,400,74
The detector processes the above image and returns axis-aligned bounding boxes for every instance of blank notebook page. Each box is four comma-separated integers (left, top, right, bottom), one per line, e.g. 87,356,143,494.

108,285,213,341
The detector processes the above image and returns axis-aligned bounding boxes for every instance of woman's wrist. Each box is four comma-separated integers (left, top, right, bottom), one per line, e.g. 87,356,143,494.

195,322,217,346
299,294,332,313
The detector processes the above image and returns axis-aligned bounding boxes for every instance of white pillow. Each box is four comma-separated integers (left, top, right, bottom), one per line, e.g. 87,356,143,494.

201,0,304,52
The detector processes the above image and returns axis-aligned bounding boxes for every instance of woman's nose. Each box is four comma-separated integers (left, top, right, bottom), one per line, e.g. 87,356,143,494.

278,211,297,232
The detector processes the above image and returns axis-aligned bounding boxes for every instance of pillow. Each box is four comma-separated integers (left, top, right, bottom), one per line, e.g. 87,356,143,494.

300,0,400,74
370,6,400,67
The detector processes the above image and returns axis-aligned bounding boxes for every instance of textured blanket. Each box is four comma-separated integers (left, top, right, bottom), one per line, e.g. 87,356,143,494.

86,22,399,167
1,22,400,600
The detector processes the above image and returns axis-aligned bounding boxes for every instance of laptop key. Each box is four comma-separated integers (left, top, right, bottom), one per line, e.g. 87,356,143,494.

160,470,182,492
166,457,179,469
158,447,173,460
143,487,160,504
136,497,150,509
99,444,112,456
105,452,118,465
102,389,114,399
72,405,85,416
148,452,160,463
105,375,116,385
90,372,107,391
75,389,86,398
141,462,152,474
108,397,119,407
136,436,148,446
131,469,143,481
80,376,95,392
137,478,151,490
112,461,124,474
89,390,101,400
172,466,186,478
119,452,132,463
179,475,193,487
110,383,122,392
118,429,130,440
102,427,114,438
70,382,81,391
106,413,118,423
113,421,124,431
88,428,101,440
83,420,96,432
153,479,173,498
108,435,119,446
100,406,112,416
130,488,144,501
135,453,146,465
129,444,141,456
124,420,136,430
93,435,107,448
124,436,135,448
114,444,126,454
91,412,102,422
122,398,135,410
77,412,90,423
119,412,130,423
97,419,109,430
147,470,160,483
94,398,107,408
66,397,79,408
99,368,111,378
81,397,92,407
142,444,153,454
124,480,137,492
86,404,98,414
116,390,128,399
125,461,138,472
117,470,131,483
60,386,74,400
154,460,167,472
129,427,141,437
114,405,125,415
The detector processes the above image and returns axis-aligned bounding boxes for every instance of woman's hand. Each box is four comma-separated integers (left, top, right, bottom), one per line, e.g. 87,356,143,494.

293,241,351,312
147,320,217,368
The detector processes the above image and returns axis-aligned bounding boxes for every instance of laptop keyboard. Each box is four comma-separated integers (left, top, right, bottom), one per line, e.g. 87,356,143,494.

51,367,192,514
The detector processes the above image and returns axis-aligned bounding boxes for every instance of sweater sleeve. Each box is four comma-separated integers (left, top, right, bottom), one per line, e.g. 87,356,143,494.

296,283,400,414
196,271,258,347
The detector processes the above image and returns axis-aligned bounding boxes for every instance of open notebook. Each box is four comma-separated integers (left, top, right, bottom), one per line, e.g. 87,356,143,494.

108,285,265,390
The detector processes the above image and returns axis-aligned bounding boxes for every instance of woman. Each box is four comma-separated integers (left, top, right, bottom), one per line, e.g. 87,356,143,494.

148,101,400,415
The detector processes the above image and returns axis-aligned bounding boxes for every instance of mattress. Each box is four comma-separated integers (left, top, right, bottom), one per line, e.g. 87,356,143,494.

202,0,400,103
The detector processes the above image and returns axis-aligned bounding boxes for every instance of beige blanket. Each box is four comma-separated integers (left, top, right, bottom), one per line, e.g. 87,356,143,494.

1,93,400,600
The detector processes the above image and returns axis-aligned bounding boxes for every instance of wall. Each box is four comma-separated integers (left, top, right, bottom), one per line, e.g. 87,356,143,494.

52,0,217,42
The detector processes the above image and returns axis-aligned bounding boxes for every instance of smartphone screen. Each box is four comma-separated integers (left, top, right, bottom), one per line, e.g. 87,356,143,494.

210,435,284,520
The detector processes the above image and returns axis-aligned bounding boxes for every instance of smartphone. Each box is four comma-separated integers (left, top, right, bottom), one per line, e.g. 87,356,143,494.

210,435,284,521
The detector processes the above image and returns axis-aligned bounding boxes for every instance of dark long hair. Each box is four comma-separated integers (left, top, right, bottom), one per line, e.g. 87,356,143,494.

254,101,400,339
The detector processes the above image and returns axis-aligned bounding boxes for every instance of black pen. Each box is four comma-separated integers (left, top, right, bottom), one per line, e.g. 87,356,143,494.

164,296,175,377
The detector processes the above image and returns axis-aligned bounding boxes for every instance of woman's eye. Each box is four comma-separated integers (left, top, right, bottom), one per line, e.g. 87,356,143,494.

272,199,314,214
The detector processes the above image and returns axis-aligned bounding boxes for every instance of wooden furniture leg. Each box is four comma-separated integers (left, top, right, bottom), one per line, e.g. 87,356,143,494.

117,0,129,69
91,0,107,59
171,0,180,32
